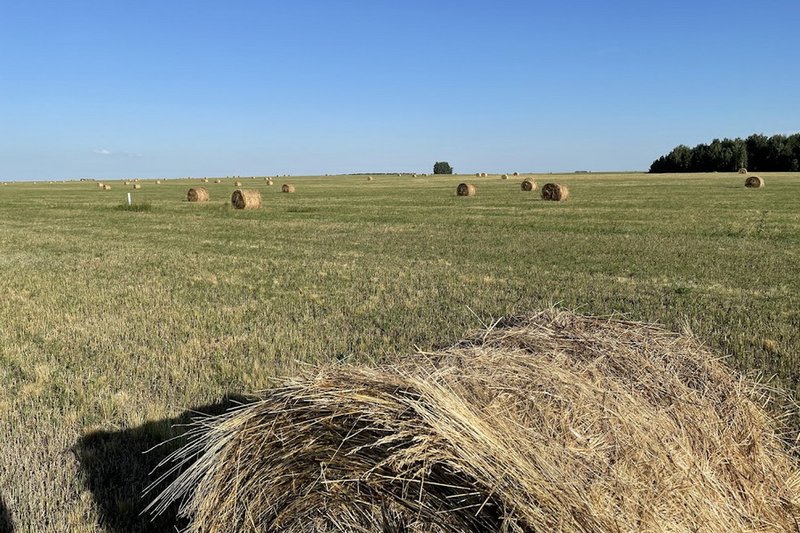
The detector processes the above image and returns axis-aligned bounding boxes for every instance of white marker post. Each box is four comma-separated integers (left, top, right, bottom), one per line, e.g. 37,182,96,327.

127,192,132,206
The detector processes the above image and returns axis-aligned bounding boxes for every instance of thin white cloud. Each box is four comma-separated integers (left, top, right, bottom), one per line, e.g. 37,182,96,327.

93,148,142,157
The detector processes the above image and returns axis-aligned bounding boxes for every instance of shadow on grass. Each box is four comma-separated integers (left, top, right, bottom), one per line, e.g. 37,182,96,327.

1,495,13,533
74,394,250,533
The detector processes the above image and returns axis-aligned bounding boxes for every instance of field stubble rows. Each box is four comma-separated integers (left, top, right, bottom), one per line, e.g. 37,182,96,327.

0,172,798,531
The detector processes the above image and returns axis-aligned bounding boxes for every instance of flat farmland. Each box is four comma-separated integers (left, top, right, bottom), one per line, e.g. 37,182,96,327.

0,172,798,531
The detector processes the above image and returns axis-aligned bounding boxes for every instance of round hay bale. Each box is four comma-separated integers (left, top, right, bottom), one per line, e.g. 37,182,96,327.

739,168,748,174
187,187,209,202
133,183,141,189
745,176,764,188
367,176,374,181
521,178,537,191
124,181,131,186
281,184,295,193
513,171,519,176
541,183,569,201
501,174,509,180
202,178,209,183
156,180,162,185
97,182,104,188
456,183,476,196
231,189,262,210
149,310,800,532
234,181,242,187
475,173,481,177
267,180,274,186
214,179,221,184
103,184,111,190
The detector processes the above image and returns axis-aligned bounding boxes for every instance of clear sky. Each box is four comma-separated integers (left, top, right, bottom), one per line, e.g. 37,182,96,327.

1,1,798,180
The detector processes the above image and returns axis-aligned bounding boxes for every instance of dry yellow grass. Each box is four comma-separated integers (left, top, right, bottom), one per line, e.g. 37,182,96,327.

147,310,800,532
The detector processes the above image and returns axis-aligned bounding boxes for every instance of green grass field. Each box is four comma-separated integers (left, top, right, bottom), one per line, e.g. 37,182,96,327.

1,172,798,531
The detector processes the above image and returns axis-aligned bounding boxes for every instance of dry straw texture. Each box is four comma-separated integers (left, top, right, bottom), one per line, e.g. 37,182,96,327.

456,183,477,196
267,179,274,186
745,176,764,188
102,184,111,190
147,310,800,532
521,178,537,192
367,176,374,181
739,168,749,174
231,189,262,210
282,184,295,193
501,174,509,180
541,183,570,201
235,181,242,187
132,184,141,189
202,178,209,183
187,187,210,202
97,183,104,188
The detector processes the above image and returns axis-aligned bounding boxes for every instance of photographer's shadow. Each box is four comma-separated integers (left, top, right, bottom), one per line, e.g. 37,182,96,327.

75,394,249,533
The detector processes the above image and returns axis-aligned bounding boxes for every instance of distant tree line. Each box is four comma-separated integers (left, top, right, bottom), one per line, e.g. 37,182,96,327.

649,133,800,173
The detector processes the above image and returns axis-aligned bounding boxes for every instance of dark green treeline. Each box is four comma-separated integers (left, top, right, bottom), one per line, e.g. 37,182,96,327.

650,133,800,173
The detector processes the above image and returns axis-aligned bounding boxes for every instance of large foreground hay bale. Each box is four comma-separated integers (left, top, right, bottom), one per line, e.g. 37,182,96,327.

187,187,209,202
231,189,262,209
521,178,536,191
281,184,295,193
148,310,800,532
745,176,764,188
456,182,476,196
541,182,569,201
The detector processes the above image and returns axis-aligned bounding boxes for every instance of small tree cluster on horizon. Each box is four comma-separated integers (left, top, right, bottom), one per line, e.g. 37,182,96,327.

433,161,453,174
650,133,800,173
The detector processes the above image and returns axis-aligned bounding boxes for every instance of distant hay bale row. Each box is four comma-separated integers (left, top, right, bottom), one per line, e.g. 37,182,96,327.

147,309,800,532
521,178,537,191
282,184,295,193
745,176,764,188
231,189,262,210
187,187,210,202
456,182,476,196
541,182,569,201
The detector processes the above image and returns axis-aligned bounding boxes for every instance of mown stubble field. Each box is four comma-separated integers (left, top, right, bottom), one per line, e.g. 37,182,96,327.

0,172,798,531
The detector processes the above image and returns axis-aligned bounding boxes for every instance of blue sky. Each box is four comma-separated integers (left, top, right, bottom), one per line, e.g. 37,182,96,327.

1,1,798,180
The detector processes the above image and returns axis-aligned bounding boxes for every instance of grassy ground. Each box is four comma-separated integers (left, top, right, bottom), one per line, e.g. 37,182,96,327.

0,172,798,531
